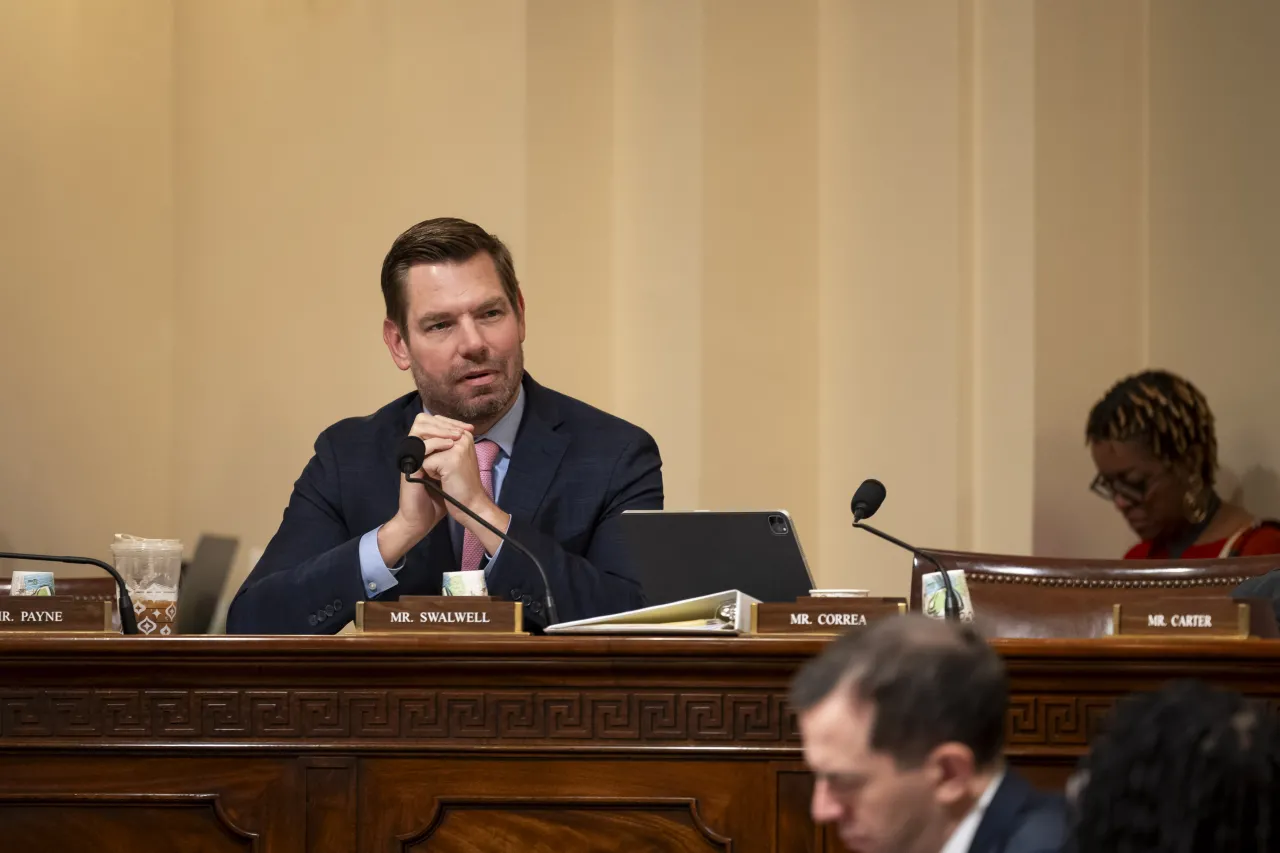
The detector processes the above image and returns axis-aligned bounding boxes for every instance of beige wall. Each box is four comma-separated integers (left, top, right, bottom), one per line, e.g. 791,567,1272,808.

2,1,1278,606
1147,0,1280,520
818,0,971,587
1031,0,1149,558
0,1,175,573
170,0,534,594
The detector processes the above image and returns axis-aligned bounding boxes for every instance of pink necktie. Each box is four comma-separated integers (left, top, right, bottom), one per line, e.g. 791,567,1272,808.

460,439,501,573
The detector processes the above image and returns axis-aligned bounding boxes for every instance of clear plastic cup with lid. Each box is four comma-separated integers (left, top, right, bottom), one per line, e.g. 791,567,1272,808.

109,535,182,635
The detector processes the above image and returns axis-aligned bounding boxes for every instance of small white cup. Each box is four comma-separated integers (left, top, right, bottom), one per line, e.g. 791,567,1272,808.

443,570,488,597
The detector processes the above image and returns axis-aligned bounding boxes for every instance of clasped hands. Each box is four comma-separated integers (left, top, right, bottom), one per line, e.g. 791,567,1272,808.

377,414,510,566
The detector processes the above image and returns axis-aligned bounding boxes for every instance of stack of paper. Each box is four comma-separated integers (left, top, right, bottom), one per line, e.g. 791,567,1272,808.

545,590,759,635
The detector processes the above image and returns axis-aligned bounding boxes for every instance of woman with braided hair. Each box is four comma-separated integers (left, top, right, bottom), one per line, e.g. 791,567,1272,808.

1065,680,1280,853
1086,369,1280,558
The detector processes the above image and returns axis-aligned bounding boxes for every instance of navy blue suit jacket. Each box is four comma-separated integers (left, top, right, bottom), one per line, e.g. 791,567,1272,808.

226,375,662,634
968,771,1067,853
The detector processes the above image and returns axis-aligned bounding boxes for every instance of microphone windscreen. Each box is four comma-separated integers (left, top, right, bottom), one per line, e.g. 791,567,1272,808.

396,434,427,474
851,479,887,520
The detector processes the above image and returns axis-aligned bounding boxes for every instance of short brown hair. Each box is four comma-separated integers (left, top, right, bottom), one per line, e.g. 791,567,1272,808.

380,217,521,332
789,616,1008,769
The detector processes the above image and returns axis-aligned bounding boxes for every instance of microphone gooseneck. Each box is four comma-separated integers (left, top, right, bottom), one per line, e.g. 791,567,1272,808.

395,435,559,625
848,479,961,621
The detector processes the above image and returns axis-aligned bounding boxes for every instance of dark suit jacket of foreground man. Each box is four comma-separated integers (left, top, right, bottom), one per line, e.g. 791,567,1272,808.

226,374,662,634
967,771,1066,853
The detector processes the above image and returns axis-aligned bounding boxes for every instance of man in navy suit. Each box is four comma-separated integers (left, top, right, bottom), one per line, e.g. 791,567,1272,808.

789,616,1065,853
226,217,663,634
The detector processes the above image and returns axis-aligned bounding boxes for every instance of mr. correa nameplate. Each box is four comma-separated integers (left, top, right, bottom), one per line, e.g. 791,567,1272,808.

751,597,907,635
355,596,524,634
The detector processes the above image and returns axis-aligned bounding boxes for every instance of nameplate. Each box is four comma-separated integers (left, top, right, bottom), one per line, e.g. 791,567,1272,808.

355,597,524,634
1113,597,1278,639
751,597,907,635
0,597,116,633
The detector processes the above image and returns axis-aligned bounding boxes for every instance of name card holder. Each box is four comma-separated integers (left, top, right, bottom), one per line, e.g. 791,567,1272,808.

751,597,907,635
0,596,117,634
355,596,524,634
1113,597,1279,640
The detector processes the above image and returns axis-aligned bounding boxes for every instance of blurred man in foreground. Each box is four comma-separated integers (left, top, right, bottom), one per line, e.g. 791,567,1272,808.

790,616,1065,853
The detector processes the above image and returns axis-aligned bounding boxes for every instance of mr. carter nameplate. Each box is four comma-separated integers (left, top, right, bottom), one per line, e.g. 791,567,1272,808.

1113,597,1278,639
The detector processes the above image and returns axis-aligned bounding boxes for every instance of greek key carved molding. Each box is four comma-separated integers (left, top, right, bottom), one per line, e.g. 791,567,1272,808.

19,689,1256,750
0,689,801,746
1006,695,1116,746
1006,694,1280,747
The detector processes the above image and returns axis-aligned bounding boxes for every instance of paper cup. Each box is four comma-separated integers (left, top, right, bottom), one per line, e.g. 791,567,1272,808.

443,570,488,597
10,571,55,597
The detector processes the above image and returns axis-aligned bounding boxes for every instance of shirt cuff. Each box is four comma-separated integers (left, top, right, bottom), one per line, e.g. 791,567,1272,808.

482,515,512,575
359,526,405,598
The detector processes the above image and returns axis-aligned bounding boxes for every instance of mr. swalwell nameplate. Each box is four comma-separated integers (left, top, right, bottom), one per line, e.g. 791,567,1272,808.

355,597,524,634
0,596,116,633
751,597,907,635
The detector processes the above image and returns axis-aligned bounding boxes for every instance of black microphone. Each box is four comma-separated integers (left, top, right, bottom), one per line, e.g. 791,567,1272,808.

0,552,139,634
395,435,559,626
849,479,961,621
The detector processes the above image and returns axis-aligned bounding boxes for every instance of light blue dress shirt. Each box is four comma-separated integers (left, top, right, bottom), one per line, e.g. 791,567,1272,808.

358,387,526,597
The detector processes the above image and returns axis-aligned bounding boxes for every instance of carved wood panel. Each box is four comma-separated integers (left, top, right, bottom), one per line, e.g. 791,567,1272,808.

305,757,357,853
775,768,818,853
0,756,295,852
360,757,771,852
5,635,1280,851
0,793,255,853
401,798,730,852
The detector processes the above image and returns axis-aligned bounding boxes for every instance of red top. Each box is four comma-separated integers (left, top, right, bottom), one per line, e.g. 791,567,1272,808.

1124,523,1280,560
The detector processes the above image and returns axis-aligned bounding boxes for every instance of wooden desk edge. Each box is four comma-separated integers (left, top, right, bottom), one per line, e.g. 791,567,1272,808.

5,634,1280,664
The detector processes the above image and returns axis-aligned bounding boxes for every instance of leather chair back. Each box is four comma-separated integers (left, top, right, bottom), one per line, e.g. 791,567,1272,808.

909,550,1280,638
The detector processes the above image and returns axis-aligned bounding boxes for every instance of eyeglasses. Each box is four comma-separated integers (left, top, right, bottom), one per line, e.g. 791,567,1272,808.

1089,472,1152,503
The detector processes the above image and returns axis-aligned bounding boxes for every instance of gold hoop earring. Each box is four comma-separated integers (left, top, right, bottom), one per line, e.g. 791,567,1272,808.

1183,476,1208,524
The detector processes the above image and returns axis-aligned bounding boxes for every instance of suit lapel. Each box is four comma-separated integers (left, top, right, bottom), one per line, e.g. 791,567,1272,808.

967,772,1029,853
497,376,568,525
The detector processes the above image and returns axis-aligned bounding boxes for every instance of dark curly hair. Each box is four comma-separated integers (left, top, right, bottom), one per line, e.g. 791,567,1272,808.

1085,369,1217,488
1067,680,1280,853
